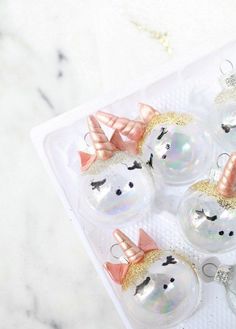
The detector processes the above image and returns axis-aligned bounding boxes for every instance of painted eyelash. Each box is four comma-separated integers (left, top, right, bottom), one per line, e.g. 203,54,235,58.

221,123,236,133
134,277,151,296
90,178,106,191
157,127,168,140
162,255,177,266
127,161,142,170
195,209,217,222
146,153,153,168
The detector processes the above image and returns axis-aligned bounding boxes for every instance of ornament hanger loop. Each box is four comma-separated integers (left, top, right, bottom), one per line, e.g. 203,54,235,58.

84,132,92,147
202,262,218,279
110,244,129,263
217,152,230,169
220,60,234,75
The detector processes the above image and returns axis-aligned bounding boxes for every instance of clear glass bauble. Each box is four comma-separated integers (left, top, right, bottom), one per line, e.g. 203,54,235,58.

226,264,236,315
79,152,159,226
178,183,236,253
141,114,213,186
213,61,236,151
214,95,236,151
122,251,200,328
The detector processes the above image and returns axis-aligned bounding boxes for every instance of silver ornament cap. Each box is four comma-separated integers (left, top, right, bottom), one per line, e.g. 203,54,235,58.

219,60,236,89
214,264,233,284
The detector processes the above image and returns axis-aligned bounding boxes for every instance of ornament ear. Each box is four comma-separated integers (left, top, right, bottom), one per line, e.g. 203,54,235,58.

138,229,158,252
104,262,129,285
110,130,138,154
78,151,96,171
139,103,159,124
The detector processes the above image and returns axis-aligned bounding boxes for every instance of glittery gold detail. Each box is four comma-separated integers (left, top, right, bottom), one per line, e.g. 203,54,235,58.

191,180,236,209
130,21,173,54
122,250,162,290
83,151,134,175
215,88,236,104
138,112,193,152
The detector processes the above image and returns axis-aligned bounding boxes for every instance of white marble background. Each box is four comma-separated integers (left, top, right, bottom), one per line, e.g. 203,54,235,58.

1,1,236,328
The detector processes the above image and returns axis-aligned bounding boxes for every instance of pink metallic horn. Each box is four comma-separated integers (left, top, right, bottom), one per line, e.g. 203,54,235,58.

217,153,236,197
87,115,116,160
113,229,144,264
139,103,159,124
96,111,145,141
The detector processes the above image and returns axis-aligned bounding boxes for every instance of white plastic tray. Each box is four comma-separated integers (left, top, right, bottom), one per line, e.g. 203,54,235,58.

32,41,236,329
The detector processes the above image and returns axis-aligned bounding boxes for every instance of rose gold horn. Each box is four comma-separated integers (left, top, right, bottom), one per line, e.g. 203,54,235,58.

217,153,236,197
96,111,146,141
113,229,144,264
87,115,116,160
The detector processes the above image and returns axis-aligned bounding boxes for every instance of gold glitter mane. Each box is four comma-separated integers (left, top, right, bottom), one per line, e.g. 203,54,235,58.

83,151,136,175
138,112,193,152
191,180,236,210
122,250,162,290
215,89,236,105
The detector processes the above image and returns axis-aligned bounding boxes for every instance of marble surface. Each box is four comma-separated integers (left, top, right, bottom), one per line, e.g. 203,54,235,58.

1,1,236,328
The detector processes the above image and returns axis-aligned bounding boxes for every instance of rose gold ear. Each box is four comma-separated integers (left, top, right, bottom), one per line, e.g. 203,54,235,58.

139,103,159,124
110,130,138,154
104,262,129,285
138,229,158,252
217,153,236,197
113,229,144,264
78,151,97,171
96,111,145,141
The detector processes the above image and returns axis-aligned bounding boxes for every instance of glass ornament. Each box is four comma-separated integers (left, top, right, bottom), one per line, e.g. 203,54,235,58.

178,153,236,253
78,115,158,226
214,60,236,151
105,229,201,328
96,103,213,185
201,257,236,315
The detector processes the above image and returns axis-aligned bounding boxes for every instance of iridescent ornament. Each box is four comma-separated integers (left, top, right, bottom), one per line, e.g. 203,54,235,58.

214,60,236,151
201,257,236,315
104,229,200,328
78,115,157,226
96,103,213,185
178,153,236,253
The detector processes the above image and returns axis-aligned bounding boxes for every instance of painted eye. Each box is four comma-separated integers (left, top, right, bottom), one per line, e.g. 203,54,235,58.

221,124,231,133
229,231,234,236
163,284,168,290
116,189,122,196
170,278,175,283
129,182,134,188
134,277,151,296
219,231,224,236
162,154,167,160
166,143,170,150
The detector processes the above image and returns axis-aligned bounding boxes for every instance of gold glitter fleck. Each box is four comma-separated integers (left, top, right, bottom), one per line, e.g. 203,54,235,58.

215,88,236,104
122,250,162,290
138,112,193,152
191,180,236,209
130,21,173,54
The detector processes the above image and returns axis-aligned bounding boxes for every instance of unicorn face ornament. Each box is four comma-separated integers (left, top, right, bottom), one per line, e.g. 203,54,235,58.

78,115,157,226
214,60,236,151
178,153,236,253
96,104,213,185
105,229,200,328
